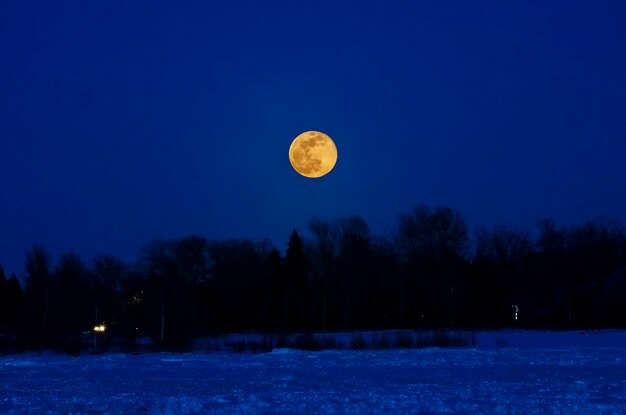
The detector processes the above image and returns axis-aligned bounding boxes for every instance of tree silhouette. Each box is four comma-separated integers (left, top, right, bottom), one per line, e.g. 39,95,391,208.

3,273,23,336
309,217,337,330
335,216,372,329
91,255,127,351
140,236,211,350
22,244,53,347
207,239,274,333
397,205,469,327
5,205,626,354
284,229,308,330
0,266,6,327
474,225,532,326
51,253,91,354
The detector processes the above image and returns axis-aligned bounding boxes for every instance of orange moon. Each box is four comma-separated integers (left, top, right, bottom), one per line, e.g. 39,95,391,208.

288,131,338,178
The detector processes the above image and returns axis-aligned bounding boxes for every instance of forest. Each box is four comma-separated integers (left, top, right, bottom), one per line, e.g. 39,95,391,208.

1,204,625,353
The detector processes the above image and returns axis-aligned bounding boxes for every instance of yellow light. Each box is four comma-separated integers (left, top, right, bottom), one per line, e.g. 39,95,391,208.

93,324,106,333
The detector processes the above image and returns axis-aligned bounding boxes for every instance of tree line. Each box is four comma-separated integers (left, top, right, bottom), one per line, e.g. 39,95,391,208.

1,204,625,352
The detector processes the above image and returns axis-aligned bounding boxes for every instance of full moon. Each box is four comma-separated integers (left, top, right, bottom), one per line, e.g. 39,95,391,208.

289,131,338,178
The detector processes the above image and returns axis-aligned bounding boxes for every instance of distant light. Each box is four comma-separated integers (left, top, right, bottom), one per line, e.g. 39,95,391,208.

93,324,107,333
512,305,519,321
131,292,143,305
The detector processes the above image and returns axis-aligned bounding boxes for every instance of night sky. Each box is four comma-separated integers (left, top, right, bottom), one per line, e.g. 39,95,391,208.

1,1,625,277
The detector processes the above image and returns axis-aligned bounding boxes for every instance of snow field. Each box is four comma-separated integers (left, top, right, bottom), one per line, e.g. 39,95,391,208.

1,331,626,414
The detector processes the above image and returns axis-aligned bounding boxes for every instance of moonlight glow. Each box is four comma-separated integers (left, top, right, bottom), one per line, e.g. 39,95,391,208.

289,131,338,178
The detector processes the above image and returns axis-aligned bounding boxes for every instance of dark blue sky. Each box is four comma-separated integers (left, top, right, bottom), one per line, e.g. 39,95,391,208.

2,1,625,277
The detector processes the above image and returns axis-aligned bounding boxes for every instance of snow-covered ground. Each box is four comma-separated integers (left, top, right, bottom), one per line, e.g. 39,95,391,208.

1,331,626,414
